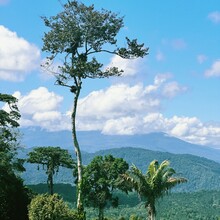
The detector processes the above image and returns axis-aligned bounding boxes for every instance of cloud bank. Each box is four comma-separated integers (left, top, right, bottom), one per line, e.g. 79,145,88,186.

4,73,220,148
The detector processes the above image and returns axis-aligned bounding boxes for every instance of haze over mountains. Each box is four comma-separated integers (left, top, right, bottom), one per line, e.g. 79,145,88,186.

20,127,220,192
21,127,220,163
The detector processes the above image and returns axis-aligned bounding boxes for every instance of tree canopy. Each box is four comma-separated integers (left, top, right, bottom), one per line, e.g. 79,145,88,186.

83,155,129,220
27,146,75,195
41,0,148,211
120,160,187,220
0,93,30,220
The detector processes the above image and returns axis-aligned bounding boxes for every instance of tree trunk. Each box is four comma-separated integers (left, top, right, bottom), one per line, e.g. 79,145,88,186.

48,172,53,195
147,203,155,220
71,84,84,212
98,206,104,220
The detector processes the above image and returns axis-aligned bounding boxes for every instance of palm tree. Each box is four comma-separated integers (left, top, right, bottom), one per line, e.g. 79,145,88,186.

120,160,187,220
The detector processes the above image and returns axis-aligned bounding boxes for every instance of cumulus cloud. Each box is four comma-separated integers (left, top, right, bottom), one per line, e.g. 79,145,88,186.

143,114,220,147
5,74,187,133
77,83,161,125
105,55,143,77
0,25,40,81
76,74,188,133
2,87,71,131
162,81,188,98
2,80,220,147
208,11,220,24
205,60,220,77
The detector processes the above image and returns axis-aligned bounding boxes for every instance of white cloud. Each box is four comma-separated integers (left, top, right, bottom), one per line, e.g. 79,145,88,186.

78,83,160,121
102,116,140,135
162,82,187,98
18,87,63,114
205,60,220,77
7,74,186,134
76,75,188,134
105,55,143,77
0,25,40,81
208,11,220,24
145,73,171,94
100,113,220,148
2,87,71,131
197,54,207,64
4,78,220,148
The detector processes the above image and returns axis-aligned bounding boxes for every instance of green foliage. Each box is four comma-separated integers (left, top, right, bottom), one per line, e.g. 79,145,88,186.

41,0,147,210
27,146,75,195
0,93,20,128
28,193,78,220
28,183,77,204
0,164,32,220
129,215,143,220
82,147,220,192
83,155,129,220
27,184,220,219
120,160,187,220
42,0,148,81
0,93,24,172
0,93,30,220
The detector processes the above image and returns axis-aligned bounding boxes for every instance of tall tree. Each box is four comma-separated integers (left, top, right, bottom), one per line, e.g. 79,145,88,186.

83,155,129,220
41,0,148,211
27,146,75,195
0,93,30,220
120,160,187,220
0,93,22,170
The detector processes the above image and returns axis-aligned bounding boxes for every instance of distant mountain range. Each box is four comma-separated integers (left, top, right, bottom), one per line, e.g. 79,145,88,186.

21,146,220,192
20,127,220,163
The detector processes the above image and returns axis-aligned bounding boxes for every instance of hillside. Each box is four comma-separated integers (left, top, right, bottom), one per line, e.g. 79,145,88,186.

28,184,220,220
20,128,220,163
21,147,220,192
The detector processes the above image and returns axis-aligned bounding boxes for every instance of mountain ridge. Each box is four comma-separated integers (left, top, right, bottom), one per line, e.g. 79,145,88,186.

21,146,220,192
20,127,220,163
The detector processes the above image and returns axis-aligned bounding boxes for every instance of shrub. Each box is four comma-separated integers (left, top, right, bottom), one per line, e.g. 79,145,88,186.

28,193,76,220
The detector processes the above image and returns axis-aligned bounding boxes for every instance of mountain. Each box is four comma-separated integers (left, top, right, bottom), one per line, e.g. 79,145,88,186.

20,146,220,192
20,127,220,163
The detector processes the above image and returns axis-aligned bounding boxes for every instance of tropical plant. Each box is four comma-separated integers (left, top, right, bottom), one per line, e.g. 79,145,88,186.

28,193,80,220
27,146,75,195
0,93,31,220
120,160,187,220
0,93,24,171
41,0,148,211
83,155,129,220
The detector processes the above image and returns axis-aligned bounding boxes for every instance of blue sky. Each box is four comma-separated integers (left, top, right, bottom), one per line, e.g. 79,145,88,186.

1,0,220,149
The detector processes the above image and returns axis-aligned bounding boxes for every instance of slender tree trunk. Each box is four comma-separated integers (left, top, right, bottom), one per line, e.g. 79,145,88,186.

98,206,104,220
147,203,155,220
48,172,53,195
71,84,84,212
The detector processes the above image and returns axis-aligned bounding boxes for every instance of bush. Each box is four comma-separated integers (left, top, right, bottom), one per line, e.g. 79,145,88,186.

28,193,77,220
129,215,144,220
0,166,32,220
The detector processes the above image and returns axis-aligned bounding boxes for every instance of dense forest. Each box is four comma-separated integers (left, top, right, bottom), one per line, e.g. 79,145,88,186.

22,147,220,192
28,183,220,220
